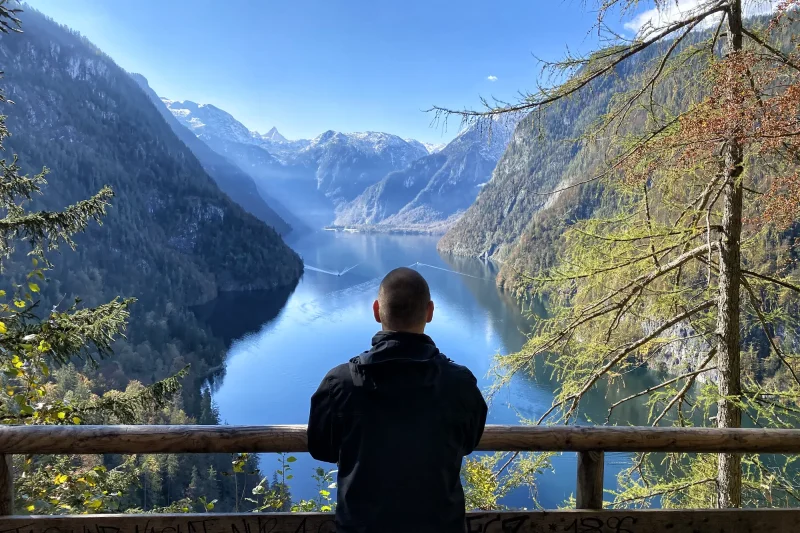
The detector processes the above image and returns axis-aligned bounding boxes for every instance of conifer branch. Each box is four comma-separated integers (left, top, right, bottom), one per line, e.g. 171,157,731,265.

572,300,714,413
78,367,189,424
606,363,718,422
544,300,715,422
741,27,800,74
532,113,685,197
606,17,703,131
652,348,718,426
0,0,21,35
741,278,800,388
0,297,136,364
610,477,716,508
0,187,114,269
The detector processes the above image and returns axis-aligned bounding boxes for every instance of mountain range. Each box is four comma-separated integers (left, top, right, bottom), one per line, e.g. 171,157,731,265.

159,97,513,232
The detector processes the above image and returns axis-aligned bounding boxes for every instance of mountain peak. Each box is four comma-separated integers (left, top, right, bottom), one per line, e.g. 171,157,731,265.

405,138,446,155
162,97,255,145
260,126,287,143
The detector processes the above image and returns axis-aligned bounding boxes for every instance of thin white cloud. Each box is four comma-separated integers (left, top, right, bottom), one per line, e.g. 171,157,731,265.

487,75,498,82
624,0,779,36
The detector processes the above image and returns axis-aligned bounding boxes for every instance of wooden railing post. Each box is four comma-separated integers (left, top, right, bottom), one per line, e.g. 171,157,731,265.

0,454,12,515
576,450,604,510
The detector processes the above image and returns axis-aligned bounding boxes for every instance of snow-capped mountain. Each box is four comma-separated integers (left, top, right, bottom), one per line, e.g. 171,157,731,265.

336,117,518,232
259,126,287,143
405,139,446,155
162,98,306,160
160,96,433,226
424,142,447,154
163,99,258,146
292,130,429,203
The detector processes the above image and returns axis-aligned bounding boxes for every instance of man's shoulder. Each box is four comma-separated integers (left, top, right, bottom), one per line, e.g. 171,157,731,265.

322,362,354,385
437,355,479,385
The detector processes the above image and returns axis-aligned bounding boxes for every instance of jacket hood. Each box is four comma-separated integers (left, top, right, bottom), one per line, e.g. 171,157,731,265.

355,331,440,366
349,331,443,390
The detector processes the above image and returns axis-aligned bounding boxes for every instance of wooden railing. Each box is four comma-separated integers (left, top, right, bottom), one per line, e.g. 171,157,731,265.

0,424,799,532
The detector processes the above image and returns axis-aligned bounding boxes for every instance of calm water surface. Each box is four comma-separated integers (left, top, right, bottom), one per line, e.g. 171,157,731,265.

207,231,661,508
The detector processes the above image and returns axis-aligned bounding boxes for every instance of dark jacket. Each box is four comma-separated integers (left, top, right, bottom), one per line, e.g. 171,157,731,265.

307,331,488,533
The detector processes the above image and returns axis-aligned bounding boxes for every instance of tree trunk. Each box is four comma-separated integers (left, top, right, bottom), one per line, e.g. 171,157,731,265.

716,0,744,509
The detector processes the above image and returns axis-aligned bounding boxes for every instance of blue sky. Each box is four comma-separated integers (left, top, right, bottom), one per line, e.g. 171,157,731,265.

27,0,658,144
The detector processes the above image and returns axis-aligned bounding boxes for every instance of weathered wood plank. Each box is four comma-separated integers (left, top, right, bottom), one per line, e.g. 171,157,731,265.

0,455,11,515
576,451,604,510
0,510,798,533
1,425,800,455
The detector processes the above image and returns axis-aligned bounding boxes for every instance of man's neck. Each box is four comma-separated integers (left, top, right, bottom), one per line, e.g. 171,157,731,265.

382,326,426,335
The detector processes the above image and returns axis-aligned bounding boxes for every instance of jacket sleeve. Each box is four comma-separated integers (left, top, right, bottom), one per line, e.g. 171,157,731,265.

463,372,488,455
307,373,340,464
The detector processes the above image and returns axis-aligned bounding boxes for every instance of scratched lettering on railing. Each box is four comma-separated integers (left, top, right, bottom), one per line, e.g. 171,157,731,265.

0,515,640,533
0,511,795,533
466,514,637,533
0,515,638,533
0,515,654,533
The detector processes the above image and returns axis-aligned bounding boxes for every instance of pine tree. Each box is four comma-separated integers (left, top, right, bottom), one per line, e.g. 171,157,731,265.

0,1,186,513
435,0,800,508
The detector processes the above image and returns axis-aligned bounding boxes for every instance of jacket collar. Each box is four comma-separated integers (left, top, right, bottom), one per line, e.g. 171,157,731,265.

356,330,440,366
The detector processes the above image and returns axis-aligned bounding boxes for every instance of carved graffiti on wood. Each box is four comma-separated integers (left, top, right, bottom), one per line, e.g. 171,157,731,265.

0,510,796,533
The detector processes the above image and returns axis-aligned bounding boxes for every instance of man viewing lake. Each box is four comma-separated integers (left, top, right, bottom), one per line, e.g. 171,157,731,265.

308,267,488,533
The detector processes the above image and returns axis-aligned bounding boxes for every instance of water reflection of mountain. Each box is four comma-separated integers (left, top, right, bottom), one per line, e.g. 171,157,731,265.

193,284,297,347
438,254,534,346
438,252,665,427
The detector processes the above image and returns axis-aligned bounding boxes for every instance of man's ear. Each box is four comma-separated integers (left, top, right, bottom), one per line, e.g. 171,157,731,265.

373,299,382,324
426,300,434,324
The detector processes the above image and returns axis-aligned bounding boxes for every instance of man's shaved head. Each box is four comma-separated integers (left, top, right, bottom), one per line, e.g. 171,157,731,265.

376,267,432,332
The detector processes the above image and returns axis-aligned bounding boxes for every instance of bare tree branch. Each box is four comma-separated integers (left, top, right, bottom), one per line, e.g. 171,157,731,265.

652,348,718,426
742,269,800,293
428,2,728,121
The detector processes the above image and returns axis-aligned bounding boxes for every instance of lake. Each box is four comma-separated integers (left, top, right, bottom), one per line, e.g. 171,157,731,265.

206,231,663,509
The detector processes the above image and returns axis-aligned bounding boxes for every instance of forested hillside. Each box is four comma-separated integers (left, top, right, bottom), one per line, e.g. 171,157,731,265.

438,19,798,289
437,57,641,263
0,7,303,512
131,74,295,236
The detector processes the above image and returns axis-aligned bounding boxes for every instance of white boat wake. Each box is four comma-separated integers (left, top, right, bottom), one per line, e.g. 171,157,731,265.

409,262,488,280
304,261,487,280
304,263,361,277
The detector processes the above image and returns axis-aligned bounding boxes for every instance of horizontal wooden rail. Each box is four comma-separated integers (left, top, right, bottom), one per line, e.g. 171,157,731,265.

0,425,799,524
1,510,798,533
1,424,800,454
